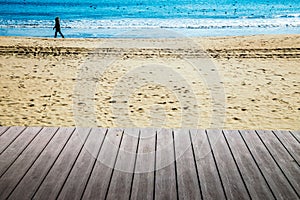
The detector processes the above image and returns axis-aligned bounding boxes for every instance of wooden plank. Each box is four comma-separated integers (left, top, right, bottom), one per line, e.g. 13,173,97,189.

0,126,9,136
7,127,74,200
256,130,300,196
240,130,299,199
106,128,140,200
273,130,300,164
0,126,26,153
0,127,58,200
190,129,225,199
174,129,201,199
0,127,43,176
81,128,124,199
57,128,107,200
289,131,300,143
223,130,275,199
206,129,250,199
154,128,177,200
32,128,90,200
130,128,155,200
2,127,297,200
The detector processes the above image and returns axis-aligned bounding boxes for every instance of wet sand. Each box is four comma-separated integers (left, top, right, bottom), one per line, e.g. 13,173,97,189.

0,35,299,130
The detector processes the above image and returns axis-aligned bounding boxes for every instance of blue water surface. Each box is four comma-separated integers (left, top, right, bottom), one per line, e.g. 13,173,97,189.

0,0,299,37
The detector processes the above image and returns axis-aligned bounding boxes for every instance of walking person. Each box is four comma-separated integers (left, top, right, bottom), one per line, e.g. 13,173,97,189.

53,17,64,38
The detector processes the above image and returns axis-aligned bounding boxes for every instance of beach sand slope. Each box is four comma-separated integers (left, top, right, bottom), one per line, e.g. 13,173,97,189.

0,35,299,130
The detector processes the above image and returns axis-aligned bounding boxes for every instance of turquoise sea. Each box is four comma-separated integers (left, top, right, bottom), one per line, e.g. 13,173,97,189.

0,0,299,37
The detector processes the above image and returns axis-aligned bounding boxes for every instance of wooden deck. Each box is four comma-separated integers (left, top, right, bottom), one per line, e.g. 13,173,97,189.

0,127,299,200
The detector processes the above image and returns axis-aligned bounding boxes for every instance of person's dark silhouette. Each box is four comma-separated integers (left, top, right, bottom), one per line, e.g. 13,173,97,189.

53,17,64,38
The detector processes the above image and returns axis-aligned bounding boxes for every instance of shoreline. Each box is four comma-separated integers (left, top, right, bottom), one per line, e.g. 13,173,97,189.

1,33,300,48
0,34,299,130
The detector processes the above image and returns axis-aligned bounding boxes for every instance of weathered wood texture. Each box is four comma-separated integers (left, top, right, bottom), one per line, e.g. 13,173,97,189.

0,127,299,200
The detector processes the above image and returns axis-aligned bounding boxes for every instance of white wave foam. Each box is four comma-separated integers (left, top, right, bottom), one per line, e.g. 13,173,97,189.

1,17,300,29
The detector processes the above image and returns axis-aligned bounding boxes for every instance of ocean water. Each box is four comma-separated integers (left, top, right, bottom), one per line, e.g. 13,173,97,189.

0,0,299,38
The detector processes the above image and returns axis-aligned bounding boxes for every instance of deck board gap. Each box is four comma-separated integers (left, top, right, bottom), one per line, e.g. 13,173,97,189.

153,131,157,200
172,129,179,200
128,130,141,200
31,128,76,199
104,130,124,200
0,127,44,178
237,131,276,199
289,131,300,143
80,128,108,200
0,127,10,137
205,130,228,200
222,130,252,199
0,127,27,155
55,128,93,199
189,130,203,200
254,130,300,198
6,127,60,199
272,131,300,167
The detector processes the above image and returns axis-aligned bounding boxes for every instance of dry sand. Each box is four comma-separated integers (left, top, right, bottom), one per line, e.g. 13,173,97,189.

0,35,299,130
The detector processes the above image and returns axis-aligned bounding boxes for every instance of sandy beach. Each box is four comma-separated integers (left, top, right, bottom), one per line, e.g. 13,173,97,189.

0,34,299,130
